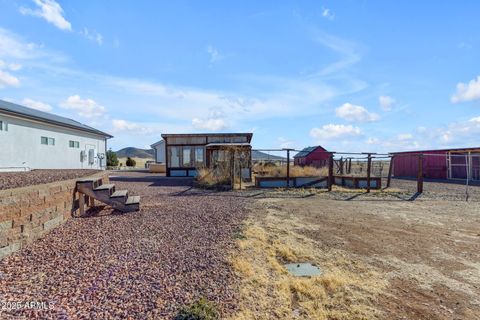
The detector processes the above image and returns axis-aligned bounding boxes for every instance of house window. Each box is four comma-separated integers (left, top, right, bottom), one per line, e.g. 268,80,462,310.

69,140,80,148
183,148,192,167
41,136,55,146
195,147,204,166
0,120,7,131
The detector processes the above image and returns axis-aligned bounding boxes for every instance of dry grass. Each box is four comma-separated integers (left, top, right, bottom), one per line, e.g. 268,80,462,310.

196,167,230,187
254,164,328,178
227,202,386,319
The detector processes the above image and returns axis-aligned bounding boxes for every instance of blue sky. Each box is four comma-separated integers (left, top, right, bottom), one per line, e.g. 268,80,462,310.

1,0,480,152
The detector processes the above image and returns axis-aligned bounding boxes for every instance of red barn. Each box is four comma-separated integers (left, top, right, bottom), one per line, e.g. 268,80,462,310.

391,147,480,181
294,146,331,168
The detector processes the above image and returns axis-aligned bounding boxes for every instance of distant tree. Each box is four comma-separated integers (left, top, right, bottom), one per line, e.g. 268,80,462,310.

107,149,119,166
126,157,136,167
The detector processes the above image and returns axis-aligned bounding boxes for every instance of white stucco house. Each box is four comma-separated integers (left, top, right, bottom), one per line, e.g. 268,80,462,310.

150,139,165,164
0,99,112,171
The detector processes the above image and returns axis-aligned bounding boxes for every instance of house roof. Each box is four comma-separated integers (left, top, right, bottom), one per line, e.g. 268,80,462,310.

0,99,113,138
150,140,165,148
293,146,328,158
390,147,480,155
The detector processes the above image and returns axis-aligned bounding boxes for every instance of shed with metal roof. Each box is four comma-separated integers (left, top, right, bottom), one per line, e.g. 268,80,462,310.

294,145,331,168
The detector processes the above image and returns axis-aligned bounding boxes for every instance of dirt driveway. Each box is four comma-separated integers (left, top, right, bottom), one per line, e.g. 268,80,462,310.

231,190,480,319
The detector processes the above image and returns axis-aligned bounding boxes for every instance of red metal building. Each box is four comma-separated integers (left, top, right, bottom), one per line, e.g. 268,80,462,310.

294,146,331,168
391,147,480,181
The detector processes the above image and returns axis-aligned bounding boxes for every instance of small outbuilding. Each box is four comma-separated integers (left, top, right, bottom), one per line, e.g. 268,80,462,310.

390,147,480,181
152,133,253,177
294,146,331,168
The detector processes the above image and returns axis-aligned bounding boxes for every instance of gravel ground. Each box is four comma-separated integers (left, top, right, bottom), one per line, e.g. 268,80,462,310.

0,172,248,319
0,170,100,190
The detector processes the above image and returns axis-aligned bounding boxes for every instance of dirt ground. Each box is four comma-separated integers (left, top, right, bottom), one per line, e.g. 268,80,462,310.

230,188,480,319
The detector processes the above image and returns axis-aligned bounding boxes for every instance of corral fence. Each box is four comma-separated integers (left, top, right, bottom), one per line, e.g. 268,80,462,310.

251,149,479,201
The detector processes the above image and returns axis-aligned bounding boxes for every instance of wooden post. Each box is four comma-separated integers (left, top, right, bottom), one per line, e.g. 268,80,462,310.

417,154,424,193
366,153,372,193
387,155,394,188
339,157,344,175
286,149,291,188
328,154,334,191
230,150,235,190
78,193,85,216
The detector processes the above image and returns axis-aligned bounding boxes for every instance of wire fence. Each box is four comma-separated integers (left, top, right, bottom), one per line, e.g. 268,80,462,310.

249,148,480,201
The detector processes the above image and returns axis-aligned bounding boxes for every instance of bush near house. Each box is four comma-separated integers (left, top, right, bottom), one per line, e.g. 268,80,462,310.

126,157,136,167
107,149,119,167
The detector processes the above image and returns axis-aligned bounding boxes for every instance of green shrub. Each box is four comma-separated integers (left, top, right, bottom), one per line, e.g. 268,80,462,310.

174,298,219,320
126,157,136,167
106,149,119,166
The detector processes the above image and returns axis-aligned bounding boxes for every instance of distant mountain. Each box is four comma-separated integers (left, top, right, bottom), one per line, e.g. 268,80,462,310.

115,147,155,159
252,150,287,161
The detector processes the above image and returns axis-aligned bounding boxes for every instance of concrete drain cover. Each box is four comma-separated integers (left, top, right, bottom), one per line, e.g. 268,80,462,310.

284,263,322,277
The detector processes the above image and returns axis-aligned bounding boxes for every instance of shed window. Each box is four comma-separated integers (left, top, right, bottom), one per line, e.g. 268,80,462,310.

69,140,80,148
41,136,55,146
195,147,204,165
169,147,180,167
183,148,192,167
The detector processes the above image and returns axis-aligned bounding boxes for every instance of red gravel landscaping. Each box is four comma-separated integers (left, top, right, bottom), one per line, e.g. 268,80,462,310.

0,169,100,190
0,172,247,319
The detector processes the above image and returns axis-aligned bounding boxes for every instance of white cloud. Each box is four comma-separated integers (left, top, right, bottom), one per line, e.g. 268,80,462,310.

80,28,103,45
366,137,380,145
206,45,223,64
20,0,72,31
112,119,153,135
277,137,296,149
60,95,106,118
192,117,227,131
0,28,44,60
310,124,362,141
379,95,395,111
21,98,52,112
0,60,22,71
314,32,361,76
321,7,335,20
335,103,379,122
451,76,480,103
0,70,20,88
397,133,413,141
439,116,480,144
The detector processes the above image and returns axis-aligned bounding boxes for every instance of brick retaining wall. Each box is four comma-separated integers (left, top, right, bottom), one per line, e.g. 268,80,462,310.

0,172,108,259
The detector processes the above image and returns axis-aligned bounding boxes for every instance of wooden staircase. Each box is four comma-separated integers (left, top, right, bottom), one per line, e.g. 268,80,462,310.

76,178,140,214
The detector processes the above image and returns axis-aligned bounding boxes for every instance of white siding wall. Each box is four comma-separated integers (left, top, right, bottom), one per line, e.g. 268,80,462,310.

0,113,107,170
153,140,165,163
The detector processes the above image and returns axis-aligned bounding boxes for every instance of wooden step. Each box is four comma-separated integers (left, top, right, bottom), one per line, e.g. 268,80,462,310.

125,196,140,205
94,184,115,191
111,190,128,198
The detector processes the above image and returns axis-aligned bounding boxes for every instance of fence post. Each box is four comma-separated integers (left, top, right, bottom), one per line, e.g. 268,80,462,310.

328,154,334,191
286,149,291,188
387,155,394,188
417,154,423,193
366,153,372,193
